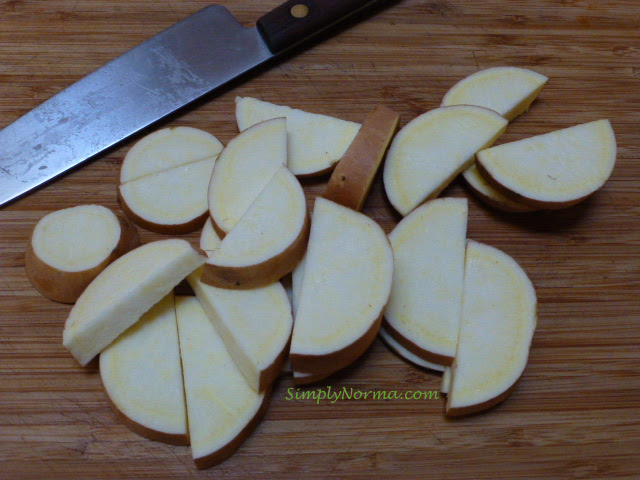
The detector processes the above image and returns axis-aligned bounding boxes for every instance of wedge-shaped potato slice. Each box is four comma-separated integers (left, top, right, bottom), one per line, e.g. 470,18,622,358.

25,205,139,304
384,106,507,216
379,327,445,372
119,157,216,234
63,239,206,366
462,164,538,213
188,265,292,392
441,67,548,121
384,198,468,365
323,105,399,211
203,166,309,289
447,240,536,416
477,120,617,209
100,293,187,445
290,198,393,375
235,96,360,177
120,126,222,183
175,296,268,469
208,118,287,235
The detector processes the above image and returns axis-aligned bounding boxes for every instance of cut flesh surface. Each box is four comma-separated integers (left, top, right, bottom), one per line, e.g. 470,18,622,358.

175,296,267,469
119,157,216,233
203,166,309,289
200,218,220,252
208,118,287,234
463,164,538,212
290,197,393,374
379,327,445,372
63,239,205,365
441,367,451,394
235,96,361,177
441,67,548,121
188,266,292,392
383,105,507,216
447,240,537,416
100,293,187,445
291,255,306,315
477,120,617,208
31,204,122,272
121,126,222,183
384,198,468,365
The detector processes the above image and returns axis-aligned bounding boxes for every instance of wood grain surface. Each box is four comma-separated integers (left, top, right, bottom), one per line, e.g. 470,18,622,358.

1,0,639,478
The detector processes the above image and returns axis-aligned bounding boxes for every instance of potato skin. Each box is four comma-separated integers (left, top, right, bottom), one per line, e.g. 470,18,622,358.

382,318,455,367
25,211,139,304
290,312,383,376
201,210,310,290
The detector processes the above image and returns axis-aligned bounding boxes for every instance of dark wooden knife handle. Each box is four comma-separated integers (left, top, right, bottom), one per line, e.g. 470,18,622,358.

257,0,378,53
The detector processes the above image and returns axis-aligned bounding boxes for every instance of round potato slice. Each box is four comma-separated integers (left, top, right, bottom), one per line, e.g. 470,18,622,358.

25,205,139,303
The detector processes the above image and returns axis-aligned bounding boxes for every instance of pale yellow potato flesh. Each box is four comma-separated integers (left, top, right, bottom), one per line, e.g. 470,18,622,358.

120,126,222,183
63,239,205,366
175,296,265,466
447,240,536,415
378,327,445,372
235,96,360,176
383,105,507,216
32,204,121,272
291,197,393,358
208,118,287,234
100,293,187,440
477,120,617,207
385,198,468,363
442,66,548,121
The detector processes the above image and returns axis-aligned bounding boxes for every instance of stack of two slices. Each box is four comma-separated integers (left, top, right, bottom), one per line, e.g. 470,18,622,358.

382,197,537,416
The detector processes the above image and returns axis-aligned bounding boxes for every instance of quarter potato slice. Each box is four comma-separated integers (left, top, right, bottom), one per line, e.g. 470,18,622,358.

175,296,268,469
203,166,309,289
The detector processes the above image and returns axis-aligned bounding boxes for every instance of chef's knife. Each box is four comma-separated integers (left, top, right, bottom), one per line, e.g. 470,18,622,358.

0,0,380,207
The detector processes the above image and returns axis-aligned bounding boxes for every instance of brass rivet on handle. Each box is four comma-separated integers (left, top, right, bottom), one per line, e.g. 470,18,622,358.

290,4,309,18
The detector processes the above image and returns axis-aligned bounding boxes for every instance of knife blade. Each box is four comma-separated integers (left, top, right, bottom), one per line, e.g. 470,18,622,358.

0,0,379,207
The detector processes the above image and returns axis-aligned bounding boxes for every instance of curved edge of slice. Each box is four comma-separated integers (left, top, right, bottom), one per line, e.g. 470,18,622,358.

378,327,445,372
99,293,188,445
462,164,539,213
25,205,139,304
383,105,507,216
203,166,310,290
119,157,215,234
291,312,384,375
441,67,548,121
235,96,361,177
323,105,399,211
290,198,394,375
120,126,222,184
476,119,617,209
175,296,268,469
446,240,537,416
208,118,287,235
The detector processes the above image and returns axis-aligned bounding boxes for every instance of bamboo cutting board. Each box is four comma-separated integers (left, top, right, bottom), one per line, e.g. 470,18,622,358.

1,1,639,478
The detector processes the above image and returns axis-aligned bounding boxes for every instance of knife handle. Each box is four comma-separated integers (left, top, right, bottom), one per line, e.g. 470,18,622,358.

257,0,377,53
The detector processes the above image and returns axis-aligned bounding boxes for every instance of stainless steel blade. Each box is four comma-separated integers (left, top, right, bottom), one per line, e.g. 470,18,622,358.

0,5,272,206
